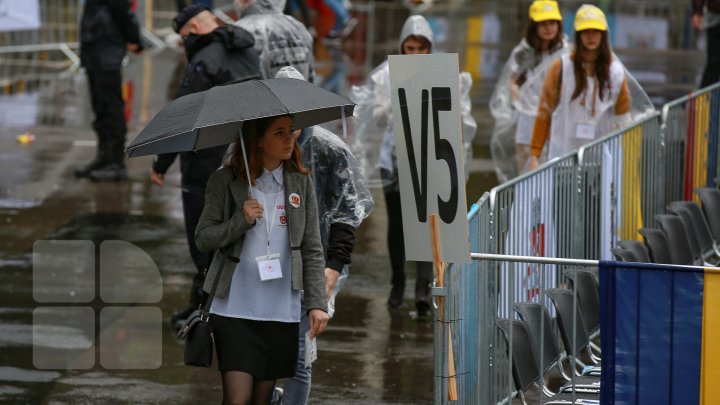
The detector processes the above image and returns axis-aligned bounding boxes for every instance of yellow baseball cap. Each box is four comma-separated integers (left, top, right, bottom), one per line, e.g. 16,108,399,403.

574,4,608,31
529,1,563,22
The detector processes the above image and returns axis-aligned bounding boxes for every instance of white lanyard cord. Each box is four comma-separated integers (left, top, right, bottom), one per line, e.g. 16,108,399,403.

260,190,282,255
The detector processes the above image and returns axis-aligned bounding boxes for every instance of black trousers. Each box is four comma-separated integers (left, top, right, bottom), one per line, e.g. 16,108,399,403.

86,68,127,164
182,179,211,306
381,170,433,302
701,24,720,88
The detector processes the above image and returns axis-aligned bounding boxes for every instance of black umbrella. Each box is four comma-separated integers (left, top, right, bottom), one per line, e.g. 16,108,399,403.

125,78,355,158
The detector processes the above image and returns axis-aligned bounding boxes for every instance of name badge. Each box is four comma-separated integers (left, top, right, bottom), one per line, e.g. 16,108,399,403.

256,253,282,281
304,330,318,367
576,122,596,140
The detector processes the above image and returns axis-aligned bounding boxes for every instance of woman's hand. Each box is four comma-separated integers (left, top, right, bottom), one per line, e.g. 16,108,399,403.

242,199,263,225
529,156,540,171
308,309,329,338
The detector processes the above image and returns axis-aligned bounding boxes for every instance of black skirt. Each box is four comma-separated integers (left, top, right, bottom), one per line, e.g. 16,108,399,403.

211,314,299,379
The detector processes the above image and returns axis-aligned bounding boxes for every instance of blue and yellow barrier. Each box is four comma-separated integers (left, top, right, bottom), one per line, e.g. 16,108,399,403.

600,261,720,404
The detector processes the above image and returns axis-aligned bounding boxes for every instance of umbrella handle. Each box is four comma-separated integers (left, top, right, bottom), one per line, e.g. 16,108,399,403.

238,126,254,199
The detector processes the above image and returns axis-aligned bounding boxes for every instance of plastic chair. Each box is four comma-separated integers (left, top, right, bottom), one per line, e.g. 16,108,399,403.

514,302,570,382
496,319,541,405
695,187,720,242
545,289,599,367
618,240,651,262
638,228,673,264
656,214,694,265
611,248,639,262
670,201,719,263
667,204,701,260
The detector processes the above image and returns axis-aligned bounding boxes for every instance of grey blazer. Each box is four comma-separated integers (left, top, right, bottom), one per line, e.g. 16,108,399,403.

195,166,327,313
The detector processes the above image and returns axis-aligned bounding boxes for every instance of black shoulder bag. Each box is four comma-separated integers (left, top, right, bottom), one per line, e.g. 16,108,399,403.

177,251,230,367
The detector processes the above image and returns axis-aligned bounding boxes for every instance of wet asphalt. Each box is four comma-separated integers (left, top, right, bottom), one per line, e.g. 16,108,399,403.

0,49,498,404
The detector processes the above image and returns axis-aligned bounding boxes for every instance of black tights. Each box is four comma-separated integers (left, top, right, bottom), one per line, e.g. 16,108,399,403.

221,371,276,405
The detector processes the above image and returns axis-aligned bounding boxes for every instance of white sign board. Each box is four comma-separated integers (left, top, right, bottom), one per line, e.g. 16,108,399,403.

0,0,41,32
389,53,470,264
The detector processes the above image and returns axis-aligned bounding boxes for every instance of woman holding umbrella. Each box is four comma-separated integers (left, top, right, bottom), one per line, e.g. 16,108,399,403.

195,114,328,404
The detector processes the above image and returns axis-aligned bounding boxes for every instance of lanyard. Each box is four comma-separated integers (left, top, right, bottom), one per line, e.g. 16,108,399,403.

259,189,282,256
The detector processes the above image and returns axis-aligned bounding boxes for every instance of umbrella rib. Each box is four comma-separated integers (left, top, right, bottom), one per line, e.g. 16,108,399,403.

126,128,197,152
257,81,289,117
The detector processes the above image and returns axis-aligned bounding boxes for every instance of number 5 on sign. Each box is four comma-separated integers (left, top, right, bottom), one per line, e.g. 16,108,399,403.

389,54,470,264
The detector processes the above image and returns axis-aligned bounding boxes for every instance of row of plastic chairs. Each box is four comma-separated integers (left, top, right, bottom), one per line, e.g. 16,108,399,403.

612,186,720,266
496,269,601,405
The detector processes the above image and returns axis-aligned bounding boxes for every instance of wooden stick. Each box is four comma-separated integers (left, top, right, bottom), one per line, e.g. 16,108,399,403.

429,214,458,401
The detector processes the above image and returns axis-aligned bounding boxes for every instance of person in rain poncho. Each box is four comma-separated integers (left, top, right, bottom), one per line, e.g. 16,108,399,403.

269,67,374,405
489,0,568,182
233,0,315,81
350,15,477,317
196,114,329,404
529,4,654,168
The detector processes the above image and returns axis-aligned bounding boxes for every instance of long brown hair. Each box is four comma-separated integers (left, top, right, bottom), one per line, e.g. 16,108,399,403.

572,30,612,102
229,115,309,185
524,20,563,53
517,19,564,85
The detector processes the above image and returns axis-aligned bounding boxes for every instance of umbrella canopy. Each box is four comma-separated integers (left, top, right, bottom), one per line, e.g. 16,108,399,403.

126,78,355,158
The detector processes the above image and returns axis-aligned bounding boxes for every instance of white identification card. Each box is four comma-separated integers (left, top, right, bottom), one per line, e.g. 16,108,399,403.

304,330,317,367
256,253,282,281
576,122,596,140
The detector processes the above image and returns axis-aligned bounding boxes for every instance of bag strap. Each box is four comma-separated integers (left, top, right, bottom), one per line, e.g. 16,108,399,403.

202,249,231,312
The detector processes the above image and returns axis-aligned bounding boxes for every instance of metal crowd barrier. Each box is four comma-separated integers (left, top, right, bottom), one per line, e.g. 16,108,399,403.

435,84,720,404
661,81,720,204
576,113,663,259
436,250,599,405
0,0,83,89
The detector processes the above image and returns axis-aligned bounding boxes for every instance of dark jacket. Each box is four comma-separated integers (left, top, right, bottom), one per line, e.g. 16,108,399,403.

694,0,720,14
80,0,141,71
153,25,262,184
195,167,327,313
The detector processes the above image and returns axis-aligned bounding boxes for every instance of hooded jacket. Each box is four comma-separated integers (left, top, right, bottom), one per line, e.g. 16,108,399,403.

153,24,261,183
234,0,315,81
353,15,476,187
80,0,142,71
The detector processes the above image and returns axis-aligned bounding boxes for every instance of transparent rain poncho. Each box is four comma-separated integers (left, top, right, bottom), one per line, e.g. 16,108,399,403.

349,16,477,188
490,37,569,183
299,125,374,318
299,126,374,246
233,0,315,81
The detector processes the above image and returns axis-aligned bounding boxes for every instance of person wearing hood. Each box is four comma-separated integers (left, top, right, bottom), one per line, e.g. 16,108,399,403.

150,5,262,328
489,0,568,181
352,15,477,318
233,0,315,81
268,67,374,404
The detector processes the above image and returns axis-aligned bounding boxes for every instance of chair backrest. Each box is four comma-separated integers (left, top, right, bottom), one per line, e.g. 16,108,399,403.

513,302,561,374
667,204,701,259
618,240,652,262
611,247,639,262
496,318,540,393
670,201,715,253
545,288,589,356
656,214,694,265
695,187,720,242
574,270,600,333
639,228,673,264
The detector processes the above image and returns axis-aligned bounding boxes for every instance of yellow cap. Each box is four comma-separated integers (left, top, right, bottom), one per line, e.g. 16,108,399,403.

574,4,608,31
529,1,563,22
